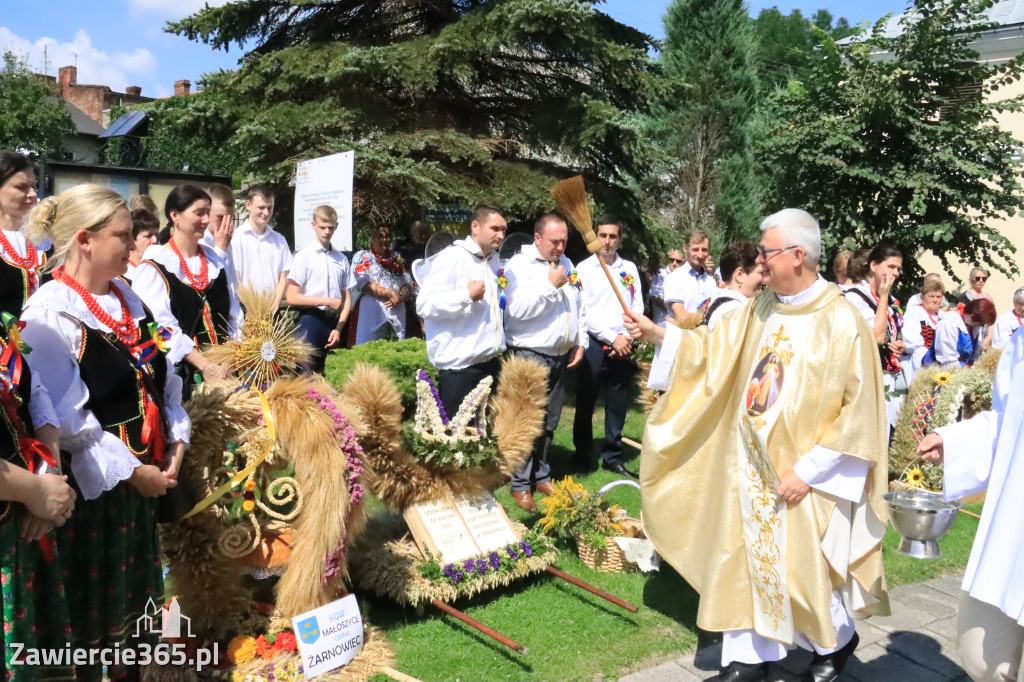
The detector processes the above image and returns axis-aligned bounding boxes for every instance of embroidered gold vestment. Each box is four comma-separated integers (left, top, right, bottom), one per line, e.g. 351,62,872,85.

641,283,890,648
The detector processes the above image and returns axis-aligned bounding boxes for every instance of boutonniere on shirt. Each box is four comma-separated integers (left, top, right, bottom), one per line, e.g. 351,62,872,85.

496,269,508,310
354,254,371,275
620,271,636,298
568,270,582,290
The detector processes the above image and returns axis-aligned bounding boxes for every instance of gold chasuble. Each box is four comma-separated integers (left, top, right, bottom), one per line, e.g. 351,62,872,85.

641,283,890,648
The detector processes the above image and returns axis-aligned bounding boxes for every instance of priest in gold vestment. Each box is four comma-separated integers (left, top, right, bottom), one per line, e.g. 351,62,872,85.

628,209,890,682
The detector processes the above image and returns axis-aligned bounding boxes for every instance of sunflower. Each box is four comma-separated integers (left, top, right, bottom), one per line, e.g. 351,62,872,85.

934,372,952,385
905,468,925,488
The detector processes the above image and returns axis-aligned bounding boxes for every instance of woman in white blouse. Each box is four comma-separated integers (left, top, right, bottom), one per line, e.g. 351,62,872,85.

20,184,189,680
902,278,946,371
351,225,414,344
131,185,238,397
0,151,47,317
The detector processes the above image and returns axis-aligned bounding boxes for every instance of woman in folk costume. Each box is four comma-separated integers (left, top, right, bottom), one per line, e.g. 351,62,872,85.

631,210,889,682
350,225,414,345
20,185,190,681
901,277,947,381
0,152,47,317
843,244,906,428
0,308,79,680
933,298,997,368
123,209,160,283
131,185,238,398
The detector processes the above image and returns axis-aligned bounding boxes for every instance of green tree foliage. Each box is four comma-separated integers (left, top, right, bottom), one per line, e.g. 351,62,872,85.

0,52,75,157
753,7,858,86
164,0,659,255
648,0,763,241
758,0,1024,284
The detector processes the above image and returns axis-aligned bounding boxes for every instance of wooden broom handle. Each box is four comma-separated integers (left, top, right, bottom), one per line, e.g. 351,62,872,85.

597,256,631,315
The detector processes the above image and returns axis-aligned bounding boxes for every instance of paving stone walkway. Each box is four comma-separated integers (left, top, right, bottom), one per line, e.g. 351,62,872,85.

618,574,968,682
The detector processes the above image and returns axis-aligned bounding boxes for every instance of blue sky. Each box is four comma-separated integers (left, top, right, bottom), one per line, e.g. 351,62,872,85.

1,0,913,99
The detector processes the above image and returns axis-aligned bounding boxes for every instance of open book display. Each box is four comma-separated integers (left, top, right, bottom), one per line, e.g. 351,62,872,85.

344,360,637,654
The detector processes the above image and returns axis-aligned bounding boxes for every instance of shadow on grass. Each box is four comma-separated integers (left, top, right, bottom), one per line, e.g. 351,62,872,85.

549,579,642,624
642,563,700,631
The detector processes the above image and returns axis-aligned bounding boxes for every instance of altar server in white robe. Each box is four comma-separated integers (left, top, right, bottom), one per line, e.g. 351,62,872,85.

918,330,1024,682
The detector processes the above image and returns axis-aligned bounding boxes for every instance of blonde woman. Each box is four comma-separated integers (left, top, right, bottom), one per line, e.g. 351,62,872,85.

21,184,190,681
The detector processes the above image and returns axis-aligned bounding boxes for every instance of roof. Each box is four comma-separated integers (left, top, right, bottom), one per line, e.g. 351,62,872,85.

838,0,1024,43
59,99,103,137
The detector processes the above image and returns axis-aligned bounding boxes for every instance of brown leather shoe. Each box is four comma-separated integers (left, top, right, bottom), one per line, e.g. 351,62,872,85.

512,490,537,511
534,481,554,496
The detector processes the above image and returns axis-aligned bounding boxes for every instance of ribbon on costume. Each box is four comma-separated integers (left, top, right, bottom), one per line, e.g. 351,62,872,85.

22,437,57,563
0,313,32,387
131,323,172,368
496,269,508,311
619,270,635,299
181,388,276,519
141,398,164,465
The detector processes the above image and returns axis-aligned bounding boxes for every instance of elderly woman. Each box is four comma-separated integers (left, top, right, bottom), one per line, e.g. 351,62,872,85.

903,278,946,377
933,298,997,367
350,225,414,345
21,184,190,681
992,286,1024,350
958,266,995,350
0,151,46,317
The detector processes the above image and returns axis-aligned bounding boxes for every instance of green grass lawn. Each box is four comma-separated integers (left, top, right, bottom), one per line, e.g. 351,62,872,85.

354,394,978,682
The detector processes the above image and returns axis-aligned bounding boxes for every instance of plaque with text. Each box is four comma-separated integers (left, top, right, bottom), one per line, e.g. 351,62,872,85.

455,494,519,553
404,499,479,563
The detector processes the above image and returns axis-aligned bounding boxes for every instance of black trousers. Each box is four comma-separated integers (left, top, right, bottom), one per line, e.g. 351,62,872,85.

437,356,501,420
294,307,339,375
572,335,634,466
508,347,568,491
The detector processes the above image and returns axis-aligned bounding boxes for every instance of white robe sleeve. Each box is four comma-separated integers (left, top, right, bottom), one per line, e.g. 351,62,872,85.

648,324,682,391
161,355,191,445
21,307,141,500
130,261,196,363
792,445,870,503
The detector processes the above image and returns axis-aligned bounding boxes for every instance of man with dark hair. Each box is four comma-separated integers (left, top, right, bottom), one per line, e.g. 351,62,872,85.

664,230,717,322
700,241,765,331
230,184,291,309
572,216,644,478
416,204,508,417
503,213,587,509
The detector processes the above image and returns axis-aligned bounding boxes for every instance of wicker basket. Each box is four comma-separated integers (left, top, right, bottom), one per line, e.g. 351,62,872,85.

576,529,639,573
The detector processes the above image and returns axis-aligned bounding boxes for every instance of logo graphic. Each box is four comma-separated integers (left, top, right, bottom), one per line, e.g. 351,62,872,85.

134,597,194,638
297,616,320,644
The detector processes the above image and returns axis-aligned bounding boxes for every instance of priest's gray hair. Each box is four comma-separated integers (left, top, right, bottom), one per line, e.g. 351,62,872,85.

759,208,821,265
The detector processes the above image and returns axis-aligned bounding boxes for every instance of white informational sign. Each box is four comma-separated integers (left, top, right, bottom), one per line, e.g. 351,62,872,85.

293,151,354,252
292,594,364,679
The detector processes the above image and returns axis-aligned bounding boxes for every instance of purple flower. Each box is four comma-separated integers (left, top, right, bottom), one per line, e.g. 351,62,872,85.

505,545,519,561
463,558,475,572
489,552,500,570
419,369,449,425
443,563,456,578
520,540,532,558
475,559,488,575
451,570,464,584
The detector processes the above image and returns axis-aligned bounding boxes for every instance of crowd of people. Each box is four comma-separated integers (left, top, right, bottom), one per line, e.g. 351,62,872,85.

0,145,1021,682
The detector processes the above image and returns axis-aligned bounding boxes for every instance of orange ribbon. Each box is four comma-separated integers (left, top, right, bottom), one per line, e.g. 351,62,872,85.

141,398,164,465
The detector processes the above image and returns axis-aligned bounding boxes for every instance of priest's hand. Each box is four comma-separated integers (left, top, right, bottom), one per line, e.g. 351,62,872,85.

776,470,810,505
623,311,665,346
917,432,944,464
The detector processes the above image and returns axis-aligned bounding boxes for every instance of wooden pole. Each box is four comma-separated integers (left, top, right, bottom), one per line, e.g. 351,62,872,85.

959,508,981,520
379,666,425,682
430,598,529,654
544,565,639,613
621,436,642,450
596,256,631,315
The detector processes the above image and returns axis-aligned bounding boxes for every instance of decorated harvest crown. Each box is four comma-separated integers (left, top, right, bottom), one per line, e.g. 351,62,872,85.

414,369,491,443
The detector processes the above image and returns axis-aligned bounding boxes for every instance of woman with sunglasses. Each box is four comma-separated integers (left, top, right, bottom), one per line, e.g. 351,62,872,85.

958,267,994,350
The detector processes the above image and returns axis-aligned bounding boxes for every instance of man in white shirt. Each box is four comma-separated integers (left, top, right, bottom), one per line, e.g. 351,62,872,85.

701,241,765,331
992,286,1024,349
503,214,587,510
228,185,293,309
416,204,507,417
573,216,644,478
285,205,354,374
648,249,684,325
664,230,718,322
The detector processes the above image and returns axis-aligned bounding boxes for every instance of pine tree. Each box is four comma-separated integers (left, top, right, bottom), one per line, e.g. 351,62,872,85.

649,0,764,242
162,0,659,250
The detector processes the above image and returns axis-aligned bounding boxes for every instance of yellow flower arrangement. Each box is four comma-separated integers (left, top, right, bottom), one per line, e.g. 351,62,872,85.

934,372,952,385
905,468,925,488
228,635,258,664
538,476,624,548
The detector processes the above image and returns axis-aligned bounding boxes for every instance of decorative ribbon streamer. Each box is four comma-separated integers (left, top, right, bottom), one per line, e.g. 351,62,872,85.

182,389,276,519
141,398,164,465
619,271,635,299
496,269,508,311
22,437,57,563
0,312,31,387
131,323,172,368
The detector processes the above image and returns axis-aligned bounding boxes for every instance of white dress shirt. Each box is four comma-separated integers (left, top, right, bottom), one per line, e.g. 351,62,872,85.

21,279,191,500
934,313,978,365
131,244,243,363
289,241,356,310
502,244,587,355
577,253,643,345
704,288,747,332
663,262,718,315
992,309,1021,350
902,305,944,368
648,266,671,326
415,237,505,370
227,220,293,294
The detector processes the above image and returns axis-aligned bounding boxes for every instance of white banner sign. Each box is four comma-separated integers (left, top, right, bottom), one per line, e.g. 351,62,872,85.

294,151,354,252
292,593,364,679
